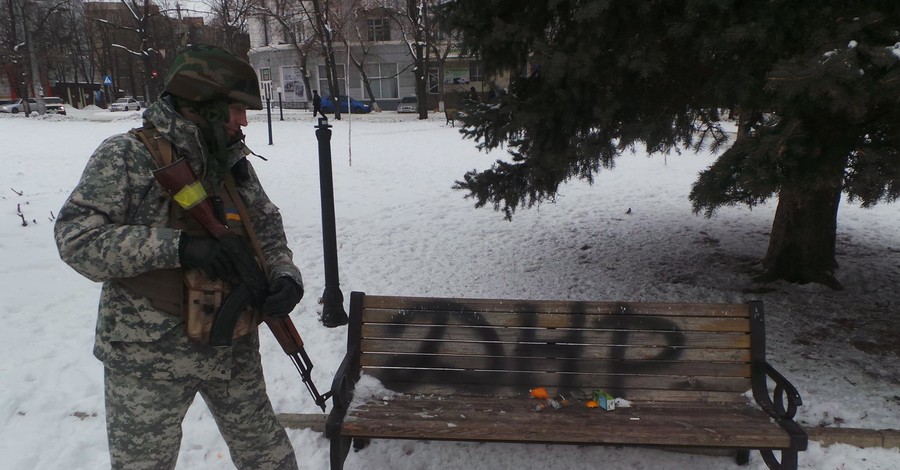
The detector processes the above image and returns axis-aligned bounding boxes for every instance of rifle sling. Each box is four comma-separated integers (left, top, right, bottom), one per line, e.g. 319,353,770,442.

133,125,175,167
223,175,269,274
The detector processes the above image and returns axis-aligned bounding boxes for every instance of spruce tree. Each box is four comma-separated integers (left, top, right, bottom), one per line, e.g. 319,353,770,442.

446,0,900,287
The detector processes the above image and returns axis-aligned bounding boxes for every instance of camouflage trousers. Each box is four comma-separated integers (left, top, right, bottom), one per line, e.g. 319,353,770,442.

104,365,298,470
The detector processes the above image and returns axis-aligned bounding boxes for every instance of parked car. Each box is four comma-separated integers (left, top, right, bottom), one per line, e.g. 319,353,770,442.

0,98,29,113
396,96,417,113
43,97,67,115
0,97,66,115
320,95,371,114
110,97,141,112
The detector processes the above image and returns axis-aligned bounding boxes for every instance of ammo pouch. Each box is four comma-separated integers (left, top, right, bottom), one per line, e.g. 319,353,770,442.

118,265,262,345
183,270,260,344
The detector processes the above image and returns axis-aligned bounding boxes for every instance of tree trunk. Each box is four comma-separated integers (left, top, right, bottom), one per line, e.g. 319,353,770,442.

762,184,843,289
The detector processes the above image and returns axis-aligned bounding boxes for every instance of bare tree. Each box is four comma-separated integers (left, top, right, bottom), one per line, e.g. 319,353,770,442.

405,0,426,118
0,0,72,114
377,0,431,118
252,0,317,102
333,0,383,108
203,0,256,54
302,0,343,119
86,1,179,102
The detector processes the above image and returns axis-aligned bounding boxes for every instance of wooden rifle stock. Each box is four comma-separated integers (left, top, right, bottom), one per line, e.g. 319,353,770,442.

154,158,331,411
153,158,229,238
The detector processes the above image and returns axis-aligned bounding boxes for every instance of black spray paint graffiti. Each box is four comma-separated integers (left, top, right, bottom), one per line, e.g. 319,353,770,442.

374,302,686,395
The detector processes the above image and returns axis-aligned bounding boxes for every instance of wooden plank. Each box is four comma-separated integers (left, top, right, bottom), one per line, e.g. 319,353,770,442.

345,381,749,403
340,395,790,448
360,324,751,349
277,413,326,432
275,414,900,450
362,296,750,318
360,353,751,378
363,368,751,393
361,339,751,362
362,309,750,332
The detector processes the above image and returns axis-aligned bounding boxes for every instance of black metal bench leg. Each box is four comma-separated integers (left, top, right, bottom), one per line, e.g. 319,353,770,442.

760,449,799,470
353,438,370,451
330,436,352,470
735,449,750,465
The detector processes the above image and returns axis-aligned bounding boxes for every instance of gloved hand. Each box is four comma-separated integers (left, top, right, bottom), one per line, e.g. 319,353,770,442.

261,277,304,317
178,235,235,281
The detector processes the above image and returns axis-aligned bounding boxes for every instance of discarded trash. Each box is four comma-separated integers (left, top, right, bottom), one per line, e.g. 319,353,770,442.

531,390,573,412
592,390,616,411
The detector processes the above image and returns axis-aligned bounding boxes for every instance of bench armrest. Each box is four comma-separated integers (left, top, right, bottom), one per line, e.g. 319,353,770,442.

752,360,803,420
330,346,361,408
325,346,360,439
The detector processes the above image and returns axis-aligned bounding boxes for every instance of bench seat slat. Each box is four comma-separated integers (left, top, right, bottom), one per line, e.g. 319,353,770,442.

361,339,751,362
360,353,751,377
362,296,751,318
364,369,751,393
342,395,790,449
361,324,751,348
351,383,751,403
363,309,750,332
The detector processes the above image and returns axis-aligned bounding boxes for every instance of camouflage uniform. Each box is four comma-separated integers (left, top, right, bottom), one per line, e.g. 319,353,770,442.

55,80,301,467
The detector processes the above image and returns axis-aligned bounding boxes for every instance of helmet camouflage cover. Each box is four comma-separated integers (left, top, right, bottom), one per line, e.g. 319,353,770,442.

164,44,263,110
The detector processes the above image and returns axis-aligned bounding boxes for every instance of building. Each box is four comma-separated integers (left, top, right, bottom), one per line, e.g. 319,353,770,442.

247,1,496,112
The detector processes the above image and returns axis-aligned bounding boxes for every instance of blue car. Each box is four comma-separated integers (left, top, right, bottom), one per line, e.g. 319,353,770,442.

320,95,371,114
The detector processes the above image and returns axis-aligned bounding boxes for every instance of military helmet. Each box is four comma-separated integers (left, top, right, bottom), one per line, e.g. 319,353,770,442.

164,44,262,110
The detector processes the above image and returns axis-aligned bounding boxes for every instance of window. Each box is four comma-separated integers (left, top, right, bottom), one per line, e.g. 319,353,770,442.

428,68,439,94
282,66,306,100
367,18,390,42
318,64,346,95
469,61,484,83
363,63,398,99
289,20,307,44
260,68,271,81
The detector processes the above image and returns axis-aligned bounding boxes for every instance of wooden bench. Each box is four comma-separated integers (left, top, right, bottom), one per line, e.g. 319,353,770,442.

325,292,807,470
444,107,458,126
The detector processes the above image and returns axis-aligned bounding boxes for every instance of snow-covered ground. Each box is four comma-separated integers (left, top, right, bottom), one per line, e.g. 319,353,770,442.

1,106,898,469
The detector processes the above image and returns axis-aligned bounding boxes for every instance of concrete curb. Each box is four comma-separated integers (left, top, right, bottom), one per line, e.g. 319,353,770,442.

805,427,900,448
277,413,899,449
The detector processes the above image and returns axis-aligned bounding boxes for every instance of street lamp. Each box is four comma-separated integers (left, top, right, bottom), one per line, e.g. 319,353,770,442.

315,117,348,327
277,86,284,121
263,81,273,145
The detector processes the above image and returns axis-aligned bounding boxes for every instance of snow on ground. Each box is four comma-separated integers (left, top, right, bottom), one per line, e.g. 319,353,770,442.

1,106,898,469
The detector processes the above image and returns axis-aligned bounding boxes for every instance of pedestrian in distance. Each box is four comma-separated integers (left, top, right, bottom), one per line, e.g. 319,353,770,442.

312,89,322,117
468,86,480,103
54,44,304,470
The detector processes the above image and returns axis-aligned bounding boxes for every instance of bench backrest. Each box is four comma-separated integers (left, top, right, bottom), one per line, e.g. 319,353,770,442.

347,292,763,404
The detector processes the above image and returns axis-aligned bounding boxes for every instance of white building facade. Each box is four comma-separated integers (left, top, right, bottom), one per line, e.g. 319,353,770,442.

246,1,490,111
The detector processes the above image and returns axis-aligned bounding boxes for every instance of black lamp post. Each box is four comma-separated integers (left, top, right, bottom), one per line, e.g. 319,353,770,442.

265,83,273,145
315,117,348,327
277,86,284,121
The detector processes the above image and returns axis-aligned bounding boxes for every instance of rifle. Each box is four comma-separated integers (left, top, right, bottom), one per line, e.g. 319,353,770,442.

153,158,332,412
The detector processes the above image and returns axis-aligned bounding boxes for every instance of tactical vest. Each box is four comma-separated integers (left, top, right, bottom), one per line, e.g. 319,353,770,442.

116,126,263,343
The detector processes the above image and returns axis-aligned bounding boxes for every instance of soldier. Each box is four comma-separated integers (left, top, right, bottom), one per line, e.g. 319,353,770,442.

54,45,303,470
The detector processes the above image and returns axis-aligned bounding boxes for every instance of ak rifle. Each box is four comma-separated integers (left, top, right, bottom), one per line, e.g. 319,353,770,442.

153,158,332,412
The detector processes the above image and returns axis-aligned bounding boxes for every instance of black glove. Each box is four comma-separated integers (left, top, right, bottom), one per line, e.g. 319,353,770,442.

261,277,304,317
178,235,235,281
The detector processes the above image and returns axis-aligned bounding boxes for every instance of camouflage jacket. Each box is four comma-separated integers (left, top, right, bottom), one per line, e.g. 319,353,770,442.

55,97,303,380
